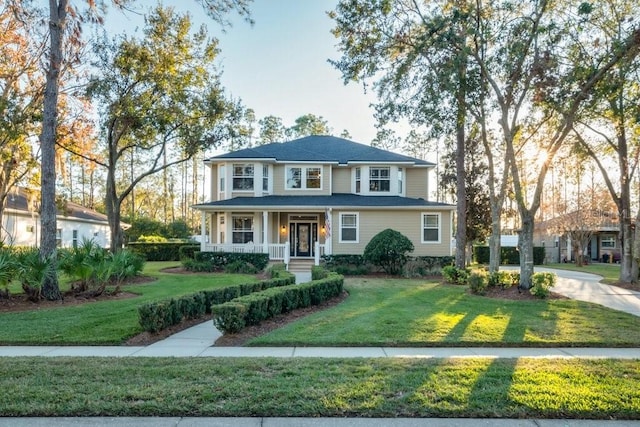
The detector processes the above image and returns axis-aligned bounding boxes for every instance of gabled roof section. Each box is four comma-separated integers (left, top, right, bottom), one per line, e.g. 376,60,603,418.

208,135,434,167
4,187,110,224
194,193,454,210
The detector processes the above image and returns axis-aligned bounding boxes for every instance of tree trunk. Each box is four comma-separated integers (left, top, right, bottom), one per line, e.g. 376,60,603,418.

106,164,124,253
454,37,467,270
518,211,535,290
40,0,67,301
633,209,640,283
488,205,502,273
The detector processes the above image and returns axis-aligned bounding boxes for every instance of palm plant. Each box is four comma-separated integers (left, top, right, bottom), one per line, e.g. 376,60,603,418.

58,238,106,292
0,248,17,298
14,248,57,302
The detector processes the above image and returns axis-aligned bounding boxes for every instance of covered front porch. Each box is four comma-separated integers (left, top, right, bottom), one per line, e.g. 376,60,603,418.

198,210,332,265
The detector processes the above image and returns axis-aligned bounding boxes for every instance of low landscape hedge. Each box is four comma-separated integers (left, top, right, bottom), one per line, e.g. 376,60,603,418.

473,246,545,265
183,252,270,272
127,242,198,261
321,254,454,276
212,273,344,333
138,271,295,333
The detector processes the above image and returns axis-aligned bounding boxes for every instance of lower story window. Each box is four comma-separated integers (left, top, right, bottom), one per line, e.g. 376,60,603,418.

232,216,253,243
56,228,62,247
72,230,78,248
601,236,616,248
422,213,440,243
340,213,358,243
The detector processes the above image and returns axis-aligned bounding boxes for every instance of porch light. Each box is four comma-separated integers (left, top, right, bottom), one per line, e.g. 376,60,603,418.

321,225,325,234
281,225,286,233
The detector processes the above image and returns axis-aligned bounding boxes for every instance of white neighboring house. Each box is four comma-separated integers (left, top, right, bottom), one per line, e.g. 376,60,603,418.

1,188,119,249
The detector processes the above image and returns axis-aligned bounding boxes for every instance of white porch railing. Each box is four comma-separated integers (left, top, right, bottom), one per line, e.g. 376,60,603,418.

201,243,290,260
201,241,326,264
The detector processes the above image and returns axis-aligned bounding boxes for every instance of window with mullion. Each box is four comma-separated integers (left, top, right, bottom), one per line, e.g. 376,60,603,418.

369,167,390,192
422,213,440,243
232,164,254,191
232,216,254,243
340,213,358,243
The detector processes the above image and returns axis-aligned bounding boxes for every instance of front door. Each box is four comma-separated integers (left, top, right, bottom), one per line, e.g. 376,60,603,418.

296,223,311,257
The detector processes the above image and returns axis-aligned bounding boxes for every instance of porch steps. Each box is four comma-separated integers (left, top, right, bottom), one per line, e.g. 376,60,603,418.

287,259,314,273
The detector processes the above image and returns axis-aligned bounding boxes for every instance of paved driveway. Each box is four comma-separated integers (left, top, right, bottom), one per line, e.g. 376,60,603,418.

534,267,640,317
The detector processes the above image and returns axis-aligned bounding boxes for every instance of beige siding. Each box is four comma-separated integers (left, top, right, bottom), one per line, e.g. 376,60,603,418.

331,209,452,256
332,167,351,193
209,165,218,201
406,168,429,199
272,164,331,196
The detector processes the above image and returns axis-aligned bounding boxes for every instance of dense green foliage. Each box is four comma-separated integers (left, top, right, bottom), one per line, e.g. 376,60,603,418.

322,254,454,277
183,251,269,272
138,271,295,332
212,273,344,333
127,242,198,261
473,246,545,265
363,228,414,275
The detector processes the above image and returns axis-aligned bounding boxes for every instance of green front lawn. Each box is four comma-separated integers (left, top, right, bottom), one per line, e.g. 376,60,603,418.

0,262,257,345
1,357,639,419
544,262,621,284
249,278,640,347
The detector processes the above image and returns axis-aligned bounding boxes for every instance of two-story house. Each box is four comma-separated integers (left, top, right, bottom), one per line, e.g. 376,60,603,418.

193,135,455,265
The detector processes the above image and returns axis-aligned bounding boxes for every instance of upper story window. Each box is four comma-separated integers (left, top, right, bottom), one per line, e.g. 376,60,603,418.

355,167,361,193
218,165,226,199
306,168,321,189
369,167,390,192
233,164,254,191
286,166,322,190
263,165,270,192
422,213,440,243
398,168,403,194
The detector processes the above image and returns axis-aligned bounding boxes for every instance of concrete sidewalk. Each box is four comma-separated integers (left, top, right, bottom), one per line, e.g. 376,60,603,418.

0,417,638,426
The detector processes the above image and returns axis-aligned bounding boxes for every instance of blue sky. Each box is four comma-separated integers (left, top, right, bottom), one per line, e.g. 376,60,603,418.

107,0,379,143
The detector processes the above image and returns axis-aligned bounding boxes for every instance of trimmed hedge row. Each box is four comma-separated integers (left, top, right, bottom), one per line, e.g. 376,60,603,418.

183,252,270,272
127,242,199,261
212,273,344,333
321,254,455,276
473,246,545,265
137,271,295,333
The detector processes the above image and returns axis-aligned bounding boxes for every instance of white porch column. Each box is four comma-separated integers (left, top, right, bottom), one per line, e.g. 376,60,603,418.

200,211,206,250
314,241,320,266
263,211,269,254
284,241,290,270
566,236,572,262
325,208,333,255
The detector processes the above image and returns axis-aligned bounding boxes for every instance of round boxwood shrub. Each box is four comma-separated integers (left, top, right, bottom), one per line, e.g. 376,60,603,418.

363,228,414,275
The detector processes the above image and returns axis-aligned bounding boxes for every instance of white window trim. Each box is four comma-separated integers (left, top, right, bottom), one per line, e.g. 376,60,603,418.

421,212,441,244
369,166,391,193
339,212,359,243
285,165,323,191
232,163,254,192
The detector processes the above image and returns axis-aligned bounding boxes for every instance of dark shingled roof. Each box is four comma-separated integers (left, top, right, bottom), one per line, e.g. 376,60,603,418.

208,135,434,166
194,193,453,210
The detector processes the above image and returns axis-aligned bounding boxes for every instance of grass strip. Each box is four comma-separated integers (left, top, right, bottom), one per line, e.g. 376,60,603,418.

249,278,640,347
0,357,638,419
